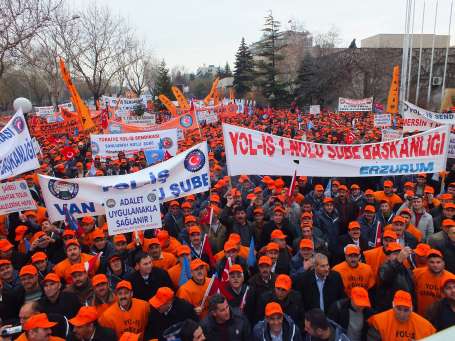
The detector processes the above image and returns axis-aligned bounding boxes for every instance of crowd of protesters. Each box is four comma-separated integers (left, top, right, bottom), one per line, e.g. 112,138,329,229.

0,107,454,341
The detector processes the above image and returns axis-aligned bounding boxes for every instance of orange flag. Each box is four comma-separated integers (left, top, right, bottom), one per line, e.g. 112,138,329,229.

158,94,178,117
213,88,220,106
204,77,220,105
386,65,400,114
59,58,95,130
171,86,190,110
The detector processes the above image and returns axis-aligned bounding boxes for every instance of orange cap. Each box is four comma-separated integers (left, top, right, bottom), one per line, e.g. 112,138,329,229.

351,184,360,190
169,201,180,207
68,306,98,326
383,180,393,187
424,186,434,194
351,287,371,308
441,273,455,289
314,184,324,191
229,264,243,274
442,219,455,227
24,313,57,331
258,256,272,266
265,302,283,317
427,249,443,258
181,202,192,209
62,229,76,238
81,216,95,224
177,245,191,256
31,252,47,263
228,233,241,244
348,221,360,230
149,287,174,309
271,229,286,240
116,280,132,291
65,239,80,249
392,216,406,224
338,185,348,191
364,189,374,196
0,259,12,267
190,259,208,271
15,225,28,241
386,242,402,253
113,234,127,243
224,240,237,252
253,208,264,215
414,243,431,257
266,242,280,252
69,263,86,275
345,244,360,255
383,230,398,240
273,205,285,213
148,238,161,247
400,208,412,216
119,332,140,341
393,290,412,308
92,274,108,287
364,205,376,213
185,215,197,224
19,265,38,277
157,230,170,242
91,228,105,240
275,274,292,291
189,226,201,235
0,239,13,252
323,197,334,204
43,273,60,283
299,239,314,249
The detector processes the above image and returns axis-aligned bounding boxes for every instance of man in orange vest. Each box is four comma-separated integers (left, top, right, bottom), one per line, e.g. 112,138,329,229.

15,313,65,341
367,290,436,340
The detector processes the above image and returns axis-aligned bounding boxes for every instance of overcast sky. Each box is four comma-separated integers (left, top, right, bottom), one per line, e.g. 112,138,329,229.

73,0,453,72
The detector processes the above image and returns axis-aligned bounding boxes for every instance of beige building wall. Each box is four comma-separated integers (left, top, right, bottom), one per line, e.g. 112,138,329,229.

361,34,449,48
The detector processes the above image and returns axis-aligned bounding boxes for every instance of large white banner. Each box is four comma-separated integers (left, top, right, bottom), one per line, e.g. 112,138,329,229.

90,129,178,159
404,101,455,125
402,101,440,132
222,123,450,177
0,180,36,215
104,185,162,235
0,111,40,180
39,142,210,222
338,97,373,112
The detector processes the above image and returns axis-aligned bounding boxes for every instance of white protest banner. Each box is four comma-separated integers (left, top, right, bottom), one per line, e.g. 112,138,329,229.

35,106,54,116
104,185,162,235
197,110,219,124
0,111,40,180
58,102,75,112
222,123,449,177
122,115,156,126
309,105,320,115
402,101,440,132
381,129,403,142
338,97,373,112
39,142,210,222
0,180,36,215
32,137,42,156
90,129,178,159
101,96,143,117
403,101,455,125
448,134,455,159
374,114,392,128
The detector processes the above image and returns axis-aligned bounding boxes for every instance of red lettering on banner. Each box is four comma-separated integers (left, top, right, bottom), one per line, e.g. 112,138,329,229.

371,144,381,159
327,146,336,159
389,141,399,158
239,133,249,155
289,140,300,156
400,140,409,158
440,133,446,154
229,132,239,155
278,138,285,155
265,136,275,156
431,133,440,155
362,145,371,159
248,134,257,155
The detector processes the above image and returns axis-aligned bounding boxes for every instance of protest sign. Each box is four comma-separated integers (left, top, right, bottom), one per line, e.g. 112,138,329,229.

0,180,36,215
122,115,156,126
338,97,373,112
448,134,455,159
374,114,392,128
35,106,55,116
0,111,40,181
402,101,440,132
39,141,210,222
28,111,82,137
309,105,320,115
403,101,455,125
381,129,403,142
90,129,178,159
222,123,449,177
197,110,219,124
101,96,143,117
104,185,162,235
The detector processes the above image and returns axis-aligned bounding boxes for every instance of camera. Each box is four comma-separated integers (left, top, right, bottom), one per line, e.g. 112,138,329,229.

1,325,22,336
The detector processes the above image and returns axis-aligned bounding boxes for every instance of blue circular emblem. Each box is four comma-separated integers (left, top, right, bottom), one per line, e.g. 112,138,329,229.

12,117,25,133
184,149,205,172
180,114,193,128
48,180,79,200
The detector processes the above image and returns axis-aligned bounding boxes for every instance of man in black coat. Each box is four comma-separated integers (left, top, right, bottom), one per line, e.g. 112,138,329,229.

330,221,370,265
144,287,198,340
68,306,117,341
293,253,345,313
126,252,173,301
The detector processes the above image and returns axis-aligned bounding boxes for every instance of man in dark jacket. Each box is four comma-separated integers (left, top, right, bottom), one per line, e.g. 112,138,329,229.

261,207,296,248
201,294,251,341
68,306,117,341
334,185,358,234
330,221,370,265
220,200,254,247
294,253,345,313
163,201,184,239
314,198,341,247
253,302,302,341
429,222,455,274
327,287,374,341
426,275,455,331
144,287,198,340
126,252,173,301
358,205,380,248
256,274,304,327
304,308,350,341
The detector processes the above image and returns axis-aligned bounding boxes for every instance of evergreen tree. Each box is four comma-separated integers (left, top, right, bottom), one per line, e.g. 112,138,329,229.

294,53,320,106
224,62,232,77
254,12,288,107
233,37,254,97
154,60,173,106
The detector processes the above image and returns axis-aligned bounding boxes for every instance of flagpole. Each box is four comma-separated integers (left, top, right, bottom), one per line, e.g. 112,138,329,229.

441,0,454,109
415,0,426,104
400,0,412,111
406,0,416,101
426,0,439,107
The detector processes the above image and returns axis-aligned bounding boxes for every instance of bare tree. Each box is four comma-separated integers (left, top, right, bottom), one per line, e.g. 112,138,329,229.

313,25,342,56
0,0,62,79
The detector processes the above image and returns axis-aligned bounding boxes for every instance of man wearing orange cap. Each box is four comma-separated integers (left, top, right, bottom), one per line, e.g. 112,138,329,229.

367,290,436,340
261,206,295,249
163,201,184,239
290,238,315,278
86,274,116,316
334,184,358,235
376,242,415,312
398,208,423,243
69,306,116,340
126,251,172,301
145,238,177,271
224,264,250,309
314,197,341,247
79,216,96,247
15,265,42,307
433,201,455,233
256,274,304,327
215,240,248,278
63,263,93,306
358,205,379,248
332,221,370,265
157,229,182,257
306,185,325,211
16,313,65,341
391,215,418,249
252,301,302,341
373,180,403,209
426,274,455,331
332,244,375,296
177,259,211,317
403,196,434,242
246,256,276,319
413,249,454,316
53,240,94,283
89,228,115,267
39,272,81,320
220,195,254,247
98,280,150,339
144,287,198,340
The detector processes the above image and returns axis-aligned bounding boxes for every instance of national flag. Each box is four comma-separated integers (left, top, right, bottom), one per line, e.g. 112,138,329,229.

346,131,355,144
84,252,102,275
216,257,234,300
201,234,216,268
61,146,76,160
247,238,256,267
287,170,297,205
100,107,109,129
178,256,192,286
374,221,382,247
